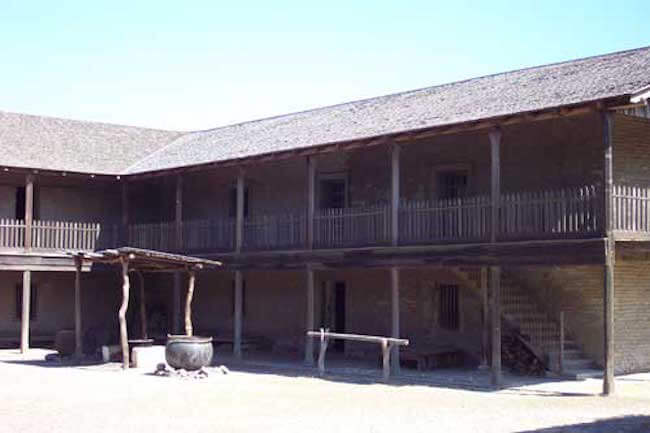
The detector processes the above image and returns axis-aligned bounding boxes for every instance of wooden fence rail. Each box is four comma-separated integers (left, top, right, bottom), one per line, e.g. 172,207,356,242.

128,221,177,252
243,212,306,251
613,184,650,233
314,204,390,248
183,218,235,252
499,185,599,239
0,219,25,249
31,221,102,251
400,196,491,244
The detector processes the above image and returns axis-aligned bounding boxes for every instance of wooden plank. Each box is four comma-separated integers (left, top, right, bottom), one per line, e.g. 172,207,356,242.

306,331,409,345
490,266,502,388
25,175,34,250
305,266,315,365
74,257,82,359
391,144,400,246
20,270,31,353
233,270,243,359
390,266,400,374
489,130,501,243
119,258,130,369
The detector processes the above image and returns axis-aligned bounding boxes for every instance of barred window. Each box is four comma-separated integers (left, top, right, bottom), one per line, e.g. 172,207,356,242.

439,284,459,330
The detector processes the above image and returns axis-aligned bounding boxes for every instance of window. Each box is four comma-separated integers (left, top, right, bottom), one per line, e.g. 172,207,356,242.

437,171,468,199
15,284,37,321
319,175,347,209
439,284,459,330
229,187,249,218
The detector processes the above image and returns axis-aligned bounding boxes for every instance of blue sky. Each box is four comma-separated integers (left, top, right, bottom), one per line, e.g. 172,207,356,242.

1,1,648,131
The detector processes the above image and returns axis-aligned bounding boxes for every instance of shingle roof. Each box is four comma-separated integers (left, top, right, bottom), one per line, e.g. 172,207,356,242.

2,46,650,176
0,111,182,175
125,46,650,174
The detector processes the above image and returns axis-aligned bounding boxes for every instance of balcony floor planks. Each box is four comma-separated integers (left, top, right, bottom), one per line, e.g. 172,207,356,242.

200,237,607,270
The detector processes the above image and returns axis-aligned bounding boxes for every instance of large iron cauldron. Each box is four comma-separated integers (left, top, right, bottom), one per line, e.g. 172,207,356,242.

165,335,213,370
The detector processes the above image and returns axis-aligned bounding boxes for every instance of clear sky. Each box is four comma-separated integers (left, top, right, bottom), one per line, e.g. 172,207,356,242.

1,1,648,131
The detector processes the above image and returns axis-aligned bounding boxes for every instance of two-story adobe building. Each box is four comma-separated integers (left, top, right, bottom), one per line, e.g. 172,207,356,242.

2,46,650,393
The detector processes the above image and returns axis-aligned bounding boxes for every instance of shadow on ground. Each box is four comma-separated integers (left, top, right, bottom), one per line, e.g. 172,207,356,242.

515,415,650,432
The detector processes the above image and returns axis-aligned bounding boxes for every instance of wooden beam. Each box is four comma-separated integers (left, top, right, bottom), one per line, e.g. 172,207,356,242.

20,270,31,353
235,171,245,253
490,266,502,388
172,272,181,334
480,266,489,369
175,174,183,250
24,174,34,250
119,258,130,369
489,129,502,244
305,265,315,365
307,156,317,249
602,110,615,396
184,269,196,336
391,145,400,246
74,257,82,359
390,266,400,374
233,270,243,359
121,182,129,245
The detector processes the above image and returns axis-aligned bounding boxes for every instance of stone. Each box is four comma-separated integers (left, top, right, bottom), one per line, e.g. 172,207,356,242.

132,345,166,370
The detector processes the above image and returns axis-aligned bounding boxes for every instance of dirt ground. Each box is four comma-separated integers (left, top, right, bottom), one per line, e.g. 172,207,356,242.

1,349,650,433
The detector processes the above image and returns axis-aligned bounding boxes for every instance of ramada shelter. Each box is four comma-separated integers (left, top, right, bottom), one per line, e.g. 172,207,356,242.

2,46,650,394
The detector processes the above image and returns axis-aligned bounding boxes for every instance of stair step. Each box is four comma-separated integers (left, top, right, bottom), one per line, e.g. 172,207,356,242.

562,358,595,370
547,349,585,360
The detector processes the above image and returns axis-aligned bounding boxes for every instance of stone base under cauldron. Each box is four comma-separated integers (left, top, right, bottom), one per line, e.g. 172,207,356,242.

153,363,230,380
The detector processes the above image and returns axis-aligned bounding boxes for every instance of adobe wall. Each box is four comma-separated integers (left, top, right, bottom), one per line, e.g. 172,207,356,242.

507,245,650,374
613,113,650,185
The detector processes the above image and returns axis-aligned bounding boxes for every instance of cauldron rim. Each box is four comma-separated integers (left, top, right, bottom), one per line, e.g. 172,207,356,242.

166,334,212,344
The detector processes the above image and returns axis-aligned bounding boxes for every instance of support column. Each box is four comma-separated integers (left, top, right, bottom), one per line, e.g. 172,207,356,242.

175,174,183,251
480,267,489,369
172,273,181,334
20,271,31,353
307,157,316,249
490,266,502,388
233,270,243,359
25,174,34,250
305,265,315,365
391,145,400,246
74,257,83,359
602,110,615,395
119,258,130,369
185,269,196,337
121,182,129,245
390,266,400,374
136,272,148,340
235,171,245,253
489,129,501,244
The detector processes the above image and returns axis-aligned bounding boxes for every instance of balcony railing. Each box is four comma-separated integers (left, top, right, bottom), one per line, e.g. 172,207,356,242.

314,204,390,248
0,184,632,255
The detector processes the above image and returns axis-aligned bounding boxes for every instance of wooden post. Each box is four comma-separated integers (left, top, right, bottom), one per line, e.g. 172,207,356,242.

235,171,245,253
307,157,316,249
391,144,400,246
381,338,390,382
233,270,243,359
480,267,489,369
305,265,315,365
74,257,83,360
172,272,181,334
136,271,148,340
185,269,196,337
121,182,129,245
602,109,615,396
489,129,502,243
559,311,565,374
390,266,400,374
25,174,34,250
175,174,183,251
20,270,31,353
490,266,502,388
317,329,328,376
119,258,130,369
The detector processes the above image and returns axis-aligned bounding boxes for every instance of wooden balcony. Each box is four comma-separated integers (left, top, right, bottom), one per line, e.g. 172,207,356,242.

0,184,624,256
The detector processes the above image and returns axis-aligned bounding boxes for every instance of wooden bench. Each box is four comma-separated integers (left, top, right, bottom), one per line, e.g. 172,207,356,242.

306,329,409,382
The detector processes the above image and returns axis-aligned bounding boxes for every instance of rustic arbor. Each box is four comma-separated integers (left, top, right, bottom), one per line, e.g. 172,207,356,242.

69,248,220,369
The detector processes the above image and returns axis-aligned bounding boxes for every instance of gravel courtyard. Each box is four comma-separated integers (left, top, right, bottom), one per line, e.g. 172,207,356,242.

1,349,650,433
